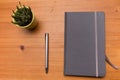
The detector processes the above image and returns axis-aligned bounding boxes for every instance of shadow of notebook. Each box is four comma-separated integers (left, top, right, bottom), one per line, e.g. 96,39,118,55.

64,12,106,77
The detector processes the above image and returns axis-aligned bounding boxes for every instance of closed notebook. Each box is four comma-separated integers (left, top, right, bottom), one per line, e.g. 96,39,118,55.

64,12,106,77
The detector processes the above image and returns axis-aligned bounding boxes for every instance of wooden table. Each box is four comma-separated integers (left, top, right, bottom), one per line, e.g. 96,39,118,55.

0,0,120,80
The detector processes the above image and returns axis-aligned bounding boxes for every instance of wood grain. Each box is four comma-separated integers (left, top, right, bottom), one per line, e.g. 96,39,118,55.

0,0,120,80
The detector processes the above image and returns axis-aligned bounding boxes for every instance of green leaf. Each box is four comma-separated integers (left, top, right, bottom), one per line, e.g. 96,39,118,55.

11,2,33,26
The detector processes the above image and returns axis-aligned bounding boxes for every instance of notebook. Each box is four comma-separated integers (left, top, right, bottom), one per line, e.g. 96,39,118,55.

64,12,106,77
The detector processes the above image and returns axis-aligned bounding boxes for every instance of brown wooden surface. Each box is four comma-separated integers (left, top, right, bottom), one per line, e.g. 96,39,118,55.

0,0,120,80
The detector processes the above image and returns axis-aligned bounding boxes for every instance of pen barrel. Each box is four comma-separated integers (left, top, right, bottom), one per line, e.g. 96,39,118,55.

45,33,49,69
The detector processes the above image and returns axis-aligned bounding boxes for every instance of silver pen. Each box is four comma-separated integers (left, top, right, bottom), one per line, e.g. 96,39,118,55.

45,33,49,74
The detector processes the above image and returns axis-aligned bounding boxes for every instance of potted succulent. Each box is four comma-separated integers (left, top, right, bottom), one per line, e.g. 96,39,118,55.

11,2,37,30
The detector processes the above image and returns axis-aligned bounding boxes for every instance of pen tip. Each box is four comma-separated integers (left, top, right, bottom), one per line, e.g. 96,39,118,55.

45,68,48,74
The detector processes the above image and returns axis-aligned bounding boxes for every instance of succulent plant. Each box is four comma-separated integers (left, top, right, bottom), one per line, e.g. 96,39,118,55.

11,2,33,26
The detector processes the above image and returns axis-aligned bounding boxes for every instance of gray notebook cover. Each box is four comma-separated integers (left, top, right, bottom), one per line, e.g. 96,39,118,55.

64,12,106,77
